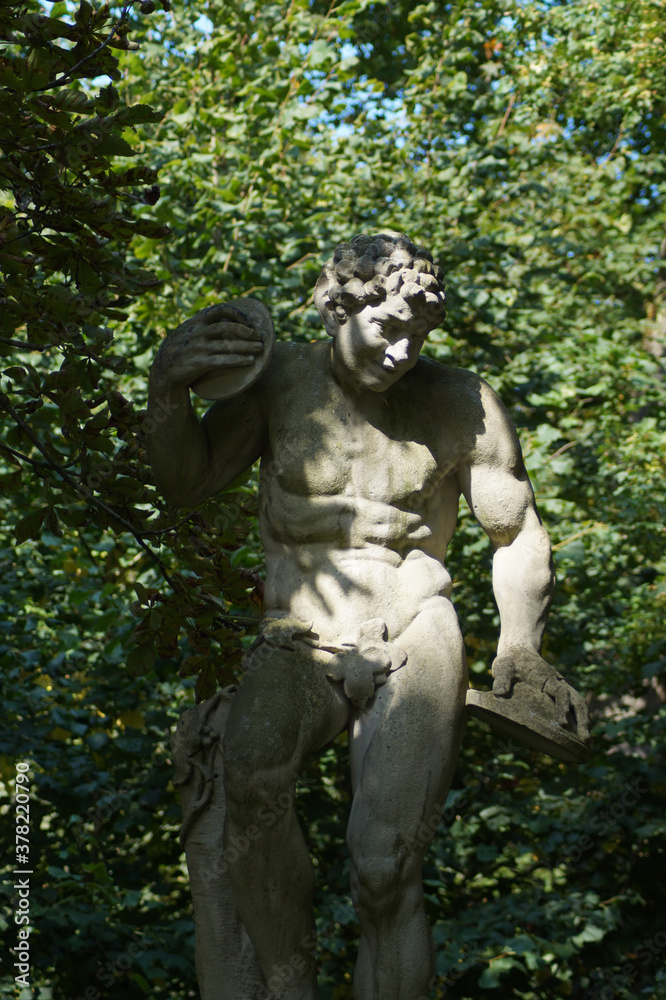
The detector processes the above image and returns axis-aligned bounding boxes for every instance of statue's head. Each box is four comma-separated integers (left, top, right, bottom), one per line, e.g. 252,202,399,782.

314,232,446,393
314,231,446,335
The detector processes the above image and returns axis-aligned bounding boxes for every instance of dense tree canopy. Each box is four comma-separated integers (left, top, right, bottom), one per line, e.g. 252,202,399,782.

1,0,665,997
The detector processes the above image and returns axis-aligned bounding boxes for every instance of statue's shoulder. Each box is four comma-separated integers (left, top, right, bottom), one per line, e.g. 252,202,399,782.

407,359,514,454
411,357,497,412
261,340,326,388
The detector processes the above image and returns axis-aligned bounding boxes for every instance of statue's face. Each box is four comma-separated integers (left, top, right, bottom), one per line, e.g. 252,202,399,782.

331,290,431,393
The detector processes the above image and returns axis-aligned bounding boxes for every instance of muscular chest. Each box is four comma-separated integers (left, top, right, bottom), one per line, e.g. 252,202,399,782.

264,383,458,507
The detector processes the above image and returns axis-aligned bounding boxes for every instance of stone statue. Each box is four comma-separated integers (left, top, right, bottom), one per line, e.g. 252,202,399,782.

147,232,590,1000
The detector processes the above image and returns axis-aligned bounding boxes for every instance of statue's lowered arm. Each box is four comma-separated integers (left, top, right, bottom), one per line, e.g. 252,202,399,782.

458,388,591,759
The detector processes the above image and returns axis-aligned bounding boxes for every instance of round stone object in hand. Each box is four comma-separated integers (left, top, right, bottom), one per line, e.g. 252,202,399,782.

190,298,275,401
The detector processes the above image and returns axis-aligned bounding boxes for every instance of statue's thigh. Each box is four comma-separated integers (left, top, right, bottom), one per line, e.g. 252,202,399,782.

223,641,349,786
348,603,467,854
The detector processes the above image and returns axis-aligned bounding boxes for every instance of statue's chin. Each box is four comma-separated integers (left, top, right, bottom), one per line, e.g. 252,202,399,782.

351,365,405,393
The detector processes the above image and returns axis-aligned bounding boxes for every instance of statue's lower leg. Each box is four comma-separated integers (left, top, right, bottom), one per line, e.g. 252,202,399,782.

351,857,434,1000
171,690,266,1000
224,781,319,1000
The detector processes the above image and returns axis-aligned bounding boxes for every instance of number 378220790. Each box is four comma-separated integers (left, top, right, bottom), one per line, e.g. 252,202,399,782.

15,764,30,857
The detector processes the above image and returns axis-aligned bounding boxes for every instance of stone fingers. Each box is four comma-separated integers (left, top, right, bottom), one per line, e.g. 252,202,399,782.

200,321,263,342
491,656,514,697
540,673,567,722
174,321,261,342
206,339,264,354
194,355,255,369
174,304,262,342
165,339,261,381
199,302,254,327
553,686,572,727
568,687,591,739
170,350,255,380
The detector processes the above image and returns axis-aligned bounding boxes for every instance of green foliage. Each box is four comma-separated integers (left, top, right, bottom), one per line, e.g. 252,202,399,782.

1,0,665,997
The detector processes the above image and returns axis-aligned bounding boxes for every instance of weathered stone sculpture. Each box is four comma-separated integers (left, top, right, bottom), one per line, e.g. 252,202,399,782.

147,232,590,1000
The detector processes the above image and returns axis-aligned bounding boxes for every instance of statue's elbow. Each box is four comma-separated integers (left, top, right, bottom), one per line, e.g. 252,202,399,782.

155,477,205,510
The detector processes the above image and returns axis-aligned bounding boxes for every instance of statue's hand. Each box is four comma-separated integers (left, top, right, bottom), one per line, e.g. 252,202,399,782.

152,303,264,391
492,647,590,739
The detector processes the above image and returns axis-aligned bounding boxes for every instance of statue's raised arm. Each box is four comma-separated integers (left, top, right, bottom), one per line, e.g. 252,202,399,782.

145,300,273,508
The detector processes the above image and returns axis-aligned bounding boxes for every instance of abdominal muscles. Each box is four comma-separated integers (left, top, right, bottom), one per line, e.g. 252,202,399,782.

264,544,454,644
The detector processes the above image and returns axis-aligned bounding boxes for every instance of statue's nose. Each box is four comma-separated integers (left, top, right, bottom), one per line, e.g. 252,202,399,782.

386,337,410,364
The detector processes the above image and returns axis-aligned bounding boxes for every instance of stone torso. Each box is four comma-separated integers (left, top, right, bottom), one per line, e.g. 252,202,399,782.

255,342,484,643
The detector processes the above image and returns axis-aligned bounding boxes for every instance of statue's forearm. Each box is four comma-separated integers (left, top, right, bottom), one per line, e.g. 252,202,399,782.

146,377,211,507
492,517,555,656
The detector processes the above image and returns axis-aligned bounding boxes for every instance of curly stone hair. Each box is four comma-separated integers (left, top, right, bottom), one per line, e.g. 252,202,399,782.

314,231,446,329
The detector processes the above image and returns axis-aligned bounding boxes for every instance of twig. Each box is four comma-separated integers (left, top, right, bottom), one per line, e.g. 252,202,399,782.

76,529,100,568
604,119,624,164
0,440,53,473
552,524,602,551
548,440,578,460
0,391,181,591
0,333,115,370
0,427,260,628
0,338,44,352
140,507,221,536
496,92,516,137
34,3,132,93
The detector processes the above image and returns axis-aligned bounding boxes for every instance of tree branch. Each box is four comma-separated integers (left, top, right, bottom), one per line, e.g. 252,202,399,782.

0,440,53,473
0,409,260,630
0,391,181,591
497,92,516,137
34,4,133,93
0,338,44,353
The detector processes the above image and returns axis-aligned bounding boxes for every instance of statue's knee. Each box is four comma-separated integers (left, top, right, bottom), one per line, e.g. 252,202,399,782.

349,849,409,918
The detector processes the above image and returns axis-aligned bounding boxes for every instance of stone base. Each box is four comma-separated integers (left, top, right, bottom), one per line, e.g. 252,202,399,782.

465,682,592,763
